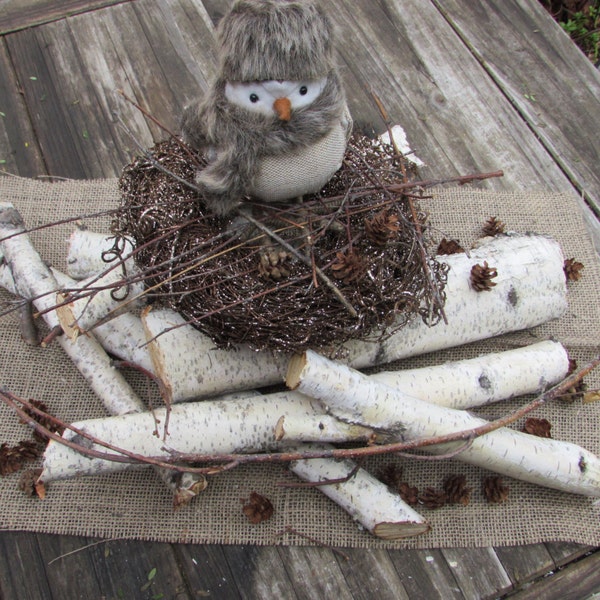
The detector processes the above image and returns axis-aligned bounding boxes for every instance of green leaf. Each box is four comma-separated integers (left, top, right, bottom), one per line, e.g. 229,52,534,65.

29,76,37,81
0,111,5,118
148,567,157,581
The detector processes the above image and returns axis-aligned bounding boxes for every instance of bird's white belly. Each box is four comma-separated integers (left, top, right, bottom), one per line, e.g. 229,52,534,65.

248,112,351,202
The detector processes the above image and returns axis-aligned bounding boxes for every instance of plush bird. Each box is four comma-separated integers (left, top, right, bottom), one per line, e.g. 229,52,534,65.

181,0,352,216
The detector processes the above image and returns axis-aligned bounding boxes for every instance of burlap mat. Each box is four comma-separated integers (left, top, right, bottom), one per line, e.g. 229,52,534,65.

0,175,599,549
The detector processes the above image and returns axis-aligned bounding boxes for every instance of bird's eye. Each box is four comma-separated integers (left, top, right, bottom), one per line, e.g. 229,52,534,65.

299,86,308,96
249,93,259,103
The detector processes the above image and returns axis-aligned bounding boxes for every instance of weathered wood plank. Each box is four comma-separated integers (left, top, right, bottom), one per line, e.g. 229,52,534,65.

494,544,555,587
4,0,217,179
174,544,241,599
387,549,464,599
510,549,600,599
327,0,600,249
0,40,46,177
222,545,301,600
0,532,54,599
0,0,131,35
441,547,513,600
276,546,355,600
545,541,595,568
84,538,191,599
432,0,600,217
334,548,411,600
6,23,109,178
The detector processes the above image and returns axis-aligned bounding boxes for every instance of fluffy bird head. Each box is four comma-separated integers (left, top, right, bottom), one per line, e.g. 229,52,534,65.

217,0,335,82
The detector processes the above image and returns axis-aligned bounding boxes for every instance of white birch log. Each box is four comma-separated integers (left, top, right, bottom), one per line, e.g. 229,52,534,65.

289,444,430,539
0,204,203,497
139,234,567,400
370,340,570,409
66,229,134,279
286,350,600,497
55,268,145,340
142,307,289,401
39,393,374,481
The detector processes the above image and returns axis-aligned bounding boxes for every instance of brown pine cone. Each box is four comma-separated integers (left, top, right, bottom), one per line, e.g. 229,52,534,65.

258,250,291,281
443,474,471,506
522,417,552,438
242,492,274,524
470,261,498,291
418,487,447,509
483,476,510,503
564,258,584,282
331,250,367,284
365,209,400,246
436,238,465,255
482,216,506,236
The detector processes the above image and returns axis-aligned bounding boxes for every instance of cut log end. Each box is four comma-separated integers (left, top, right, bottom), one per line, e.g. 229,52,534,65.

372,520,431,540
286,353,307,389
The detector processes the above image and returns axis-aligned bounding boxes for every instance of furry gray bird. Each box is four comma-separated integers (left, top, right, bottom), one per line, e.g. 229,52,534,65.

181,0,352,216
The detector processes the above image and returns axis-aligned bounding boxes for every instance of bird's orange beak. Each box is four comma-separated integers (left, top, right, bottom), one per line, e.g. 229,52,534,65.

273,97,292,121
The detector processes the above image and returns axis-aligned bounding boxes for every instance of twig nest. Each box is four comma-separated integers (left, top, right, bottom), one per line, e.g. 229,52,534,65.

113,133,448,352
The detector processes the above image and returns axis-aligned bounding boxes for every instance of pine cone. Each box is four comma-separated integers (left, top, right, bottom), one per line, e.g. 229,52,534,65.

470,261,498,291
331,250,367,284
18,469,46,499
483,476,510,503
522,417,552,438
242,492,274,524
378,463,404,488
365,209,400,246
258,250,291,281
0,441,42,476
418,487,447,509
398,481,420,506
21,399,64,441
482,216,506,236
436,238,464,255
564,258,584,282
443,474,471,506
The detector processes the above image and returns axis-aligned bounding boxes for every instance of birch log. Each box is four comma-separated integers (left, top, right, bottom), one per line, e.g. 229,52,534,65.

289,444,430,539
55,269,145,340
0,204,203,498
286,350,600,497
139,234,567,400
39,393,374,481
66,229,134,279
370,340,570,409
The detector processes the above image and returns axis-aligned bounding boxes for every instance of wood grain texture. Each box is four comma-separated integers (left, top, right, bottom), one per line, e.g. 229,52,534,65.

0,0,131,34
433,0,600,217
0,40,47,177
495,544,555,586
0,0,599,599
510,549,600,599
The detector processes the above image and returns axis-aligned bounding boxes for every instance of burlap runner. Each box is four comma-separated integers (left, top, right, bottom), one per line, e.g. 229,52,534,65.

0,175,599,548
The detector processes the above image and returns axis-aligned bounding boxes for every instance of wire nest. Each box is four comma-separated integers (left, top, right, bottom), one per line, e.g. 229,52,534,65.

113,133,448,352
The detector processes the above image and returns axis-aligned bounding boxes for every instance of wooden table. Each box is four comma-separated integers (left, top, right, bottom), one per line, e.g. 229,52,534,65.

1,1,599,597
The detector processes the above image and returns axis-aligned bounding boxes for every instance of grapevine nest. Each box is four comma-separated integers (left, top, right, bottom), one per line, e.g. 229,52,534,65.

112,132,448,352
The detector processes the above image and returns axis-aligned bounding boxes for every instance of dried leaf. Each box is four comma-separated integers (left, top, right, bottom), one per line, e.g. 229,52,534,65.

583,390,600,404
